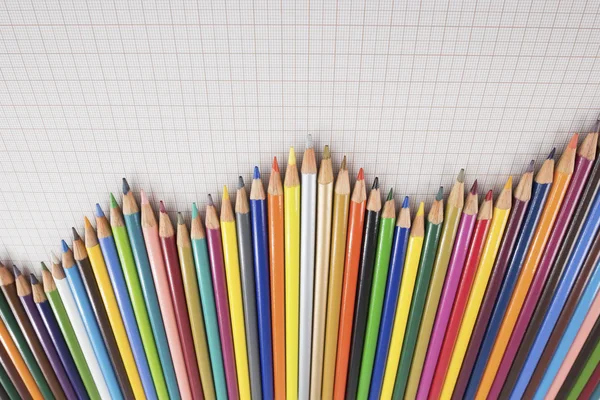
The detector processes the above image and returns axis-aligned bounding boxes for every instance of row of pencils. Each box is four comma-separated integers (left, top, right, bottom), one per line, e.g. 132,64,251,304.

1,133,600,400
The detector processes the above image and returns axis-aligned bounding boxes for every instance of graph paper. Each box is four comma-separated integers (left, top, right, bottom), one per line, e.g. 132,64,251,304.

0,0,599,272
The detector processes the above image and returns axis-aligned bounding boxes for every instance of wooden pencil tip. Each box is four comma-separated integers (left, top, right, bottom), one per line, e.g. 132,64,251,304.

402,196,409,208
340,155,347,170
238,176,245,189
486,190,493,201
470,180,478,194
306,134,313,149
207,194,214,206
387,188,394,201
288,147,296,165
140,190,149,205
436,186,444,201
372,177,379,189
254,166,260,179
159,201,166,213
417,201,425,215
192,203,199,219
358,168,364,180
95,204,105,218
222,185,230,200
109,193,118,208
177,212,184,225
548,147,556,159
323,145,331,159
457,168,465,183
29,274,39,285
72,227,81,241
122,178,130,194
568,133,579,148
12,265,21,277
272,157,279,172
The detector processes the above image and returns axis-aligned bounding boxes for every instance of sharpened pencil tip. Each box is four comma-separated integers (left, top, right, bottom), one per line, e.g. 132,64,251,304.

109,193,118,208
548,148,556,159
29,274,38,285
40,262,48,271
272,157,279,172
306,134,313,149
254,166,260,179
358,168,364,180
72,227,80,241
50,252,59,264
417,202,425,215
504,176,513,189
568,133,579,149
122,178,130,194
527,160,535,173
12,266,20,277
402,196,409,208
372,177,379,189
192,203,198,219
387,188,394,201
177,212,184,225
61,240,69,253
140,190,149,205
470,180,478,194
238,176,245,189
323,145,331,159
159,201,166,213
95,204,105,218
340,155,347,170
436,186,444,201
83,216,92,230
222,186,229,200
207,194,214,206
457,169,465,183
486,190,493,201
288,147,296,165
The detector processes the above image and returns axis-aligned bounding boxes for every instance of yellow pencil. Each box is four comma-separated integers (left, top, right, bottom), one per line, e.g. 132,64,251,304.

381,202,425,399
220,186,252,398
82,218,145,399
285,146,301,400
440,177,513,399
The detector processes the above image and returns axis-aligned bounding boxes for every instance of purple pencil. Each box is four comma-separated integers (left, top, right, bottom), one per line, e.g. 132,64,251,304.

14,267,77,399
417,181,479,399
491,132,598,397
205,195,240,400
31,273,88,400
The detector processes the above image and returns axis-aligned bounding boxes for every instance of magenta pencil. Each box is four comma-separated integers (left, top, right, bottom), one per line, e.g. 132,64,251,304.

417,181,479,399
205,195,239,400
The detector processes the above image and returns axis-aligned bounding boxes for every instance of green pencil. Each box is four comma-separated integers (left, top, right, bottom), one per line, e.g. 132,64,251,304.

0,281,53,399
0,360,19,400
393,186,445,400
356,188,397,398
42,263,99,400
568,333,600,399
109,193,169,398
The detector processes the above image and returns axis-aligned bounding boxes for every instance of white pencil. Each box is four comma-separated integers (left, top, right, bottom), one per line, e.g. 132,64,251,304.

299,135,318,400
50,253,111,399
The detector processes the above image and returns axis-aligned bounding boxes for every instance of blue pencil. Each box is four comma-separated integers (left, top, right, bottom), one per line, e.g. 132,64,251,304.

369,196,411,400
61,240,124,400
464,166,553,398
122,179,180,400
95,204,157,400
511,186,600,399
250,166,274,399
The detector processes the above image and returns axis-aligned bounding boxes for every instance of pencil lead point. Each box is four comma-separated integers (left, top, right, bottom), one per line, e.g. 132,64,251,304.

527,160,535,173
272,157,279,172
436,186,444,201
12,265,21,277
72,227,80,241
486,190,493,201
159,201,166,213
358,168,364,180
568,133,579,149
288,147,296,165
222,185,230,200
238,176,245,189
457,168,465,183
253,166,260,179
51,252,59,264
140,190,149,205
548,148,556,159
323,145,331,159
109,193,118,208
29,274,38,285
95,204,105,218
402,196,409,208
386,188,394,201
372,177,379,190
40,262,48,271
192,203,198,219
306,134,313,149
122,178,130,194
340,155,347,170
177,212,184,225
504,176,513,189
207,194,214,206
417,202,425,215
61,240,69,253
470,180,478,194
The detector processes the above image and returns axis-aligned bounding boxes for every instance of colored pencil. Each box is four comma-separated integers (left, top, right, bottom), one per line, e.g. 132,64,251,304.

299,135,317,400
322,156,351,399
56,249,120,399
122,179,179,400
404,170,465,400
428,189,494,399
250,167,274,399
559,317,600,399
356,187,396,398
284,147,301,400
110,192,169,398
0,301,43,400
346,178,381,400
176,212,216,399
439,177,513,400
501,140,600,398
15,268,75,398
333,169,367,400
42,263,100,400
310,146,334,400
393,186,444,400
541,234,600,398
268,157,286,400
370,196,411,399
30,273,87,399
220,187,252,399
140,191,192,398
73,227,135,399
0,264,64,400
158,202,205,399
95,205,156,400
418,182,480,399
458,154,553,399
0,318,29,399
235,177,262,399
191,202,228,400
205,195,239,399
581,363,600,400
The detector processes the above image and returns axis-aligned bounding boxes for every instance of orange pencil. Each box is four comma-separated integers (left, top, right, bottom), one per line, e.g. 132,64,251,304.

333,169,367,400
268,157,286,400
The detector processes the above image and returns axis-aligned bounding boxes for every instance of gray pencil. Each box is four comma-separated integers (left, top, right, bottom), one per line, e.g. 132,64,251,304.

236,176,263,399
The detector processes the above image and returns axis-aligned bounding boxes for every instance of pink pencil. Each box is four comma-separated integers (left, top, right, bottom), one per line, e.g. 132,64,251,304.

140,190,192,399
416,181,479,399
